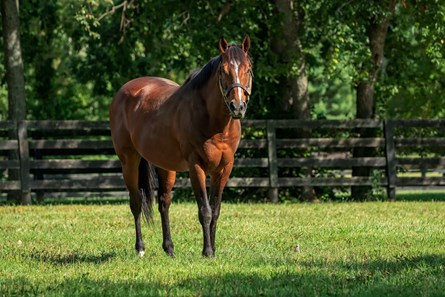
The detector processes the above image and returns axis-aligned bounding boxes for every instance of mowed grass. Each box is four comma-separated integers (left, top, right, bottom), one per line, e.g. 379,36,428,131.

1,201,445,296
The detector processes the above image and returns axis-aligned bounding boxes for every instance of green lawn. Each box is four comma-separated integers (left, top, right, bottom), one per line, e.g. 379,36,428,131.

1,202,445,296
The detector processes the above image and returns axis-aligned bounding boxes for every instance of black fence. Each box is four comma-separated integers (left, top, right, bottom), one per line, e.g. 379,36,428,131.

1,120,445,203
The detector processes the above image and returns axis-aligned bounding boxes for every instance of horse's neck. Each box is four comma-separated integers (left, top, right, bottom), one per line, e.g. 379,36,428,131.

201,76,239,135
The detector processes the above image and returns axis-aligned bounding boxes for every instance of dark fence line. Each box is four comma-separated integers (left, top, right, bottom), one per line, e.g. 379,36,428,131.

1,119,445,203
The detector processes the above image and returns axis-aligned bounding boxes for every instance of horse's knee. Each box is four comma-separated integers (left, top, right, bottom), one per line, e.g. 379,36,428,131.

212,205,221,218
199,205,212,226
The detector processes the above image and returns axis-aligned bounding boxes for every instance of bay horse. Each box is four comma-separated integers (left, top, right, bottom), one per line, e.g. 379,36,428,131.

109,36,252,257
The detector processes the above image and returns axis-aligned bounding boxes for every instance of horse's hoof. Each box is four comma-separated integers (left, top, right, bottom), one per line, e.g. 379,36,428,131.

138,250,145,257
202,248,215,258
165,249,175,257
163,243,175,257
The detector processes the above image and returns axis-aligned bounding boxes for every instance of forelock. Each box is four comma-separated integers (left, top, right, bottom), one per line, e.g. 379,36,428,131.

225,45,250,66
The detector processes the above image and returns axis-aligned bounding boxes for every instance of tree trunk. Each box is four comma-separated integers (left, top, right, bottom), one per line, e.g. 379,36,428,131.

1,0,28,203
273,0,310,117
351,1,396,200
34,3,56,119
273,0,315,201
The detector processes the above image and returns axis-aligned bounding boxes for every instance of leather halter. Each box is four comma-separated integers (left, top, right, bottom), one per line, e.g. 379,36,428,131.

218,62,253,112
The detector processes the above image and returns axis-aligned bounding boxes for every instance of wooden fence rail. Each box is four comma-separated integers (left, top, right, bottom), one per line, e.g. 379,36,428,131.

1,119,444,203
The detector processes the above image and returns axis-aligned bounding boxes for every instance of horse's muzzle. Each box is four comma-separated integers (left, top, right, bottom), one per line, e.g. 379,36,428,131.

229,100,247,119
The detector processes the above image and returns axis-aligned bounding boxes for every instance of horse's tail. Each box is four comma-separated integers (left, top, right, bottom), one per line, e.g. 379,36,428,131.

138,158,156,225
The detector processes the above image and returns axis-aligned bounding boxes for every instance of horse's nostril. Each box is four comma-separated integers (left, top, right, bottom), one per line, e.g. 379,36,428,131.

240,102,245,111
229,101,236,111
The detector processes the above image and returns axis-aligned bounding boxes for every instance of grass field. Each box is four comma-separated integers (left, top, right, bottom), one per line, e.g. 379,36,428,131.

1,201,445,296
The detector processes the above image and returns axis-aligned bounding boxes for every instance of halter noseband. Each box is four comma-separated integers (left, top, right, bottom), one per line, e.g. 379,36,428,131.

218,62,253,112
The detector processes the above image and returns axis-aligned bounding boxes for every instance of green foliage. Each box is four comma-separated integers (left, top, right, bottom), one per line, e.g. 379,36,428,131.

309,61,355,120
1,0,444,120
0,87,7,121
377,1,445,118
1,202,445,296
2,0,445,202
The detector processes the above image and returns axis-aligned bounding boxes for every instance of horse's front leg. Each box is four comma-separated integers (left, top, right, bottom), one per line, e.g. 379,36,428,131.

209,163,233,254
189,161,213,257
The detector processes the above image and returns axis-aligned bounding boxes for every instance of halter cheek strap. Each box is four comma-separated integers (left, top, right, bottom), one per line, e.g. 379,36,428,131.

218,64,253,110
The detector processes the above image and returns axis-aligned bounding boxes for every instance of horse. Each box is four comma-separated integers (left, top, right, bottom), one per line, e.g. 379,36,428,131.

109,36,253,257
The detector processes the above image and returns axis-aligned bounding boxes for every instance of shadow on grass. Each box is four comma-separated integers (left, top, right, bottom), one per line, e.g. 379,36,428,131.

4,254,445,296
38,197,129,206
0,196,128,206
300,253,445,275
298,253,445,296
395,191,445,202
29,250,116,265
2,188,445,206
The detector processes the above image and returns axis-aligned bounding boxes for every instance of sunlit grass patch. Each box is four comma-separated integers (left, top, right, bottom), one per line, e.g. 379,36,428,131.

1,201,444,296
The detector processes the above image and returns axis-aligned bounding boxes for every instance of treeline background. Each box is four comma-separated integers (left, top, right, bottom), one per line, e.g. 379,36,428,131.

1,0,444,121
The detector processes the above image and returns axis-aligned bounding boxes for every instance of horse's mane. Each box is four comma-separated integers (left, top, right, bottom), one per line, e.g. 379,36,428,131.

182,45,251,90
182,55,221,89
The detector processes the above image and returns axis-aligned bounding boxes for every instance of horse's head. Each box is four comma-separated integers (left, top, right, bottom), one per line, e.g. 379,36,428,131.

218,35,253,119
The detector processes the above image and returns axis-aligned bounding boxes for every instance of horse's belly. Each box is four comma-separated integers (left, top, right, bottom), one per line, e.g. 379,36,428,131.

138,139,189,172
151,155,189,172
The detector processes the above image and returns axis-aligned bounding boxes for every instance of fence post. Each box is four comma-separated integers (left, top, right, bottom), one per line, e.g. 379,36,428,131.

17,120,31,204
267,120,278,202
384,120,396,201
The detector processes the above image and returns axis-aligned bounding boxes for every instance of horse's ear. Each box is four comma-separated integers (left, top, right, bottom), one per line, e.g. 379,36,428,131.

219,36,229,54
242,35,250,53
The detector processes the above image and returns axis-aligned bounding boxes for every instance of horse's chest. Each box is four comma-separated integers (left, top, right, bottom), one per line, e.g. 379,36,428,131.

202,136,239,170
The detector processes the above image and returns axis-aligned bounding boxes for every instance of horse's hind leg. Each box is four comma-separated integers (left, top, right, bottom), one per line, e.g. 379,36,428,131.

119,149,145,256
156,167,176,256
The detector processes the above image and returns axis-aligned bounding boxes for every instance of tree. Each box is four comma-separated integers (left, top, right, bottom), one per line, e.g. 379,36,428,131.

272,0,316,201
2,0,445,202
351,0,397,200
1,0,26,121
1,0,30,203
272,0,310,119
